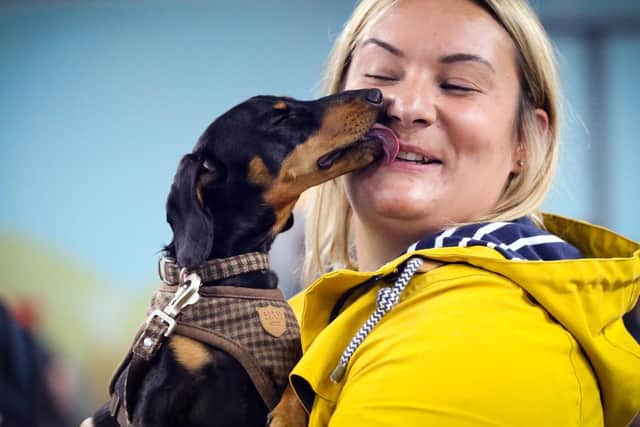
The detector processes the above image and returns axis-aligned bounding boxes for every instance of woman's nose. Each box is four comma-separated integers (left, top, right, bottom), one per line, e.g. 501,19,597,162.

383,82,436,129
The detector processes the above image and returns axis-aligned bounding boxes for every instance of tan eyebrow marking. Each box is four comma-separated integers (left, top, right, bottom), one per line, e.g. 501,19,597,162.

248,156,273,186
273,101,288,110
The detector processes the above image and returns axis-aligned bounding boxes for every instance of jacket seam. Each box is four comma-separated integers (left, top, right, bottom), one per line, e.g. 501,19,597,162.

566,331,584,427
602,328,640,360
411,263,500,286
627,278,640,318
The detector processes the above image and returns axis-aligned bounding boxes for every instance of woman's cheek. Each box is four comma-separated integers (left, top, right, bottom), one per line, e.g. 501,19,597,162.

440,103,494,151
345,170,383,213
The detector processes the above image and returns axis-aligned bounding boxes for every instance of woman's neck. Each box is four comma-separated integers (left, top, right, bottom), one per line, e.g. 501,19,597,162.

353,218,417,272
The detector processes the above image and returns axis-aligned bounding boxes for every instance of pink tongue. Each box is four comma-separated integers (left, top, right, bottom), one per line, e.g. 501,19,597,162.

365,124,400,165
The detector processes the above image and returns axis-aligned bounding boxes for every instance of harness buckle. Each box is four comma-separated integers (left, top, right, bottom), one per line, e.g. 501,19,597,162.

158,255,175,285
145,309,177,337
164,273,202,317
145,271,202,338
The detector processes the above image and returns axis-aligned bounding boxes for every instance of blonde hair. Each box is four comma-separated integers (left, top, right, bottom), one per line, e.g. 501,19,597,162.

303,0,561,284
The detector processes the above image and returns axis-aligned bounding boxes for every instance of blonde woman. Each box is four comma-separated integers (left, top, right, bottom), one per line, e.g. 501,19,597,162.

287,0,640,426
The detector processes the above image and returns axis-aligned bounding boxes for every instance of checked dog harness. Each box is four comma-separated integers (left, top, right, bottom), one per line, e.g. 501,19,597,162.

108,252,301,426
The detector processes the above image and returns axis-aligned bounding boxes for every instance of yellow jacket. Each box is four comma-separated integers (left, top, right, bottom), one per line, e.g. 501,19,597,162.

289,214,640,427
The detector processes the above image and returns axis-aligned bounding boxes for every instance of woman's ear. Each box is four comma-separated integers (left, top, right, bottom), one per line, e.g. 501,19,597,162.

166,154,215,268
513,108,549,173
534,107,550,137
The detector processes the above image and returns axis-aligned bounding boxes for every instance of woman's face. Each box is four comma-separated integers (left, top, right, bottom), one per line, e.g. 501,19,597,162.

344,0,525,241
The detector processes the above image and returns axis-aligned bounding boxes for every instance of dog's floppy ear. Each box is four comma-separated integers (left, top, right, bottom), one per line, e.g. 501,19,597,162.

166,154,214,268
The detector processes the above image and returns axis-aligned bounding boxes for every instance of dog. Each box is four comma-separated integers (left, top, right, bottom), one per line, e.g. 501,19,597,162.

82,88,398,427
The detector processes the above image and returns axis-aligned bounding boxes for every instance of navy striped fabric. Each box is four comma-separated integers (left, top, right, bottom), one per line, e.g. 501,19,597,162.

406,217,582,261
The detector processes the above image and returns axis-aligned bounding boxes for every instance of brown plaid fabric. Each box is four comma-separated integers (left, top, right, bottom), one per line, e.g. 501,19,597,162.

131,284,301,409
158,252,270,284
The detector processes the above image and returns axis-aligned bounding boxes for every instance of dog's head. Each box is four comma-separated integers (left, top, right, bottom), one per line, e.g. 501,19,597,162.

166,88,397,267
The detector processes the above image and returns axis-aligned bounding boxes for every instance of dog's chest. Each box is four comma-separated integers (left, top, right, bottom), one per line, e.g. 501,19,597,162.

147,285,301,395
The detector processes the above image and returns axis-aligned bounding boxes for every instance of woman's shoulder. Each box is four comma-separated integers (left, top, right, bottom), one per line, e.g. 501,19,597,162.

322,267,603,427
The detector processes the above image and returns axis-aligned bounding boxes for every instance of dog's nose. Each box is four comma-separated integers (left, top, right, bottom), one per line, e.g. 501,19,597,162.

365,89,383,105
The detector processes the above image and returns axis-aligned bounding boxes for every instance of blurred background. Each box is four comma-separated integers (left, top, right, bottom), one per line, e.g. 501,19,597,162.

1,0,638,424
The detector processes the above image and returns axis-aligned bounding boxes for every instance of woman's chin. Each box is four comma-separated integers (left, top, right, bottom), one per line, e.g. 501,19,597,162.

354,182,443,214
346,166,451,235
352,191,442,233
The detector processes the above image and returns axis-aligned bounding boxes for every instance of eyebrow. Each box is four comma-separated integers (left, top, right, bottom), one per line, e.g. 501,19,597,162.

361,38,495,74
361,38,405,57
439,53,495,73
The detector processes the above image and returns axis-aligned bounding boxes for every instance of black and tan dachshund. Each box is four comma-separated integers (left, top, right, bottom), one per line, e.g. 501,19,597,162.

82,88,397,427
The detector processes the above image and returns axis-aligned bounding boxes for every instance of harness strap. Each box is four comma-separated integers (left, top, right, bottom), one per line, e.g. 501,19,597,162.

107,284,299,426
108,322,282,424
106,324,145,426
108,354,149,427
174,323,281,410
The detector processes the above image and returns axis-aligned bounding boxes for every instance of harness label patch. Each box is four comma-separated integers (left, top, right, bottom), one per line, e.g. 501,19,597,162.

256,305,287,337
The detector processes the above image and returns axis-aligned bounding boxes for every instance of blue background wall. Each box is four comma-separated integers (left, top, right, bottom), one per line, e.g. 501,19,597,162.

2,0,639,288
1,0,638,418
1,0,358,287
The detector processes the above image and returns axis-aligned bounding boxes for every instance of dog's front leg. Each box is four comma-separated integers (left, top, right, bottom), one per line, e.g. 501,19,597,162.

267,384,308,427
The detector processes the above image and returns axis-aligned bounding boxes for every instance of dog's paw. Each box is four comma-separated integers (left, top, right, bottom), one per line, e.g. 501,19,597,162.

267,411,307,427
79,418,94,427
268,385,307,427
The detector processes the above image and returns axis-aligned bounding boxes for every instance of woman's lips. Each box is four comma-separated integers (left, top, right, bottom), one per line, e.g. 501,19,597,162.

364,124,443,168
394,143,443,165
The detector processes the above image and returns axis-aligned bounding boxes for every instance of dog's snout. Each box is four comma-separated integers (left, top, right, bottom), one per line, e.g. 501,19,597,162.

365,89,383,105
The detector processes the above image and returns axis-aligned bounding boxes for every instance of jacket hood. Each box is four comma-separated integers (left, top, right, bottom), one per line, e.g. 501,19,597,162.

433,213,640,427
405,215,583,261
292,214,640,426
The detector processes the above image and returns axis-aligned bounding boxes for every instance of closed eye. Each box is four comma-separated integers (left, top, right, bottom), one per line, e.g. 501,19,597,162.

364,73,397,82
271,114,295,126
441,82,479,93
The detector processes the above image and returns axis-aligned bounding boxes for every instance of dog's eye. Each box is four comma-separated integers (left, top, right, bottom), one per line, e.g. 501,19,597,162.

201,159,227,183
270,114,295,126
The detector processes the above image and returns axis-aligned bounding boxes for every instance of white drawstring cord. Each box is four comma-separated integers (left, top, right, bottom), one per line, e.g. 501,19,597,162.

330,257,424,382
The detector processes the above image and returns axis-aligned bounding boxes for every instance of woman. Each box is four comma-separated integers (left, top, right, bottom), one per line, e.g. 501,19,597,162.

288,0,640,426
